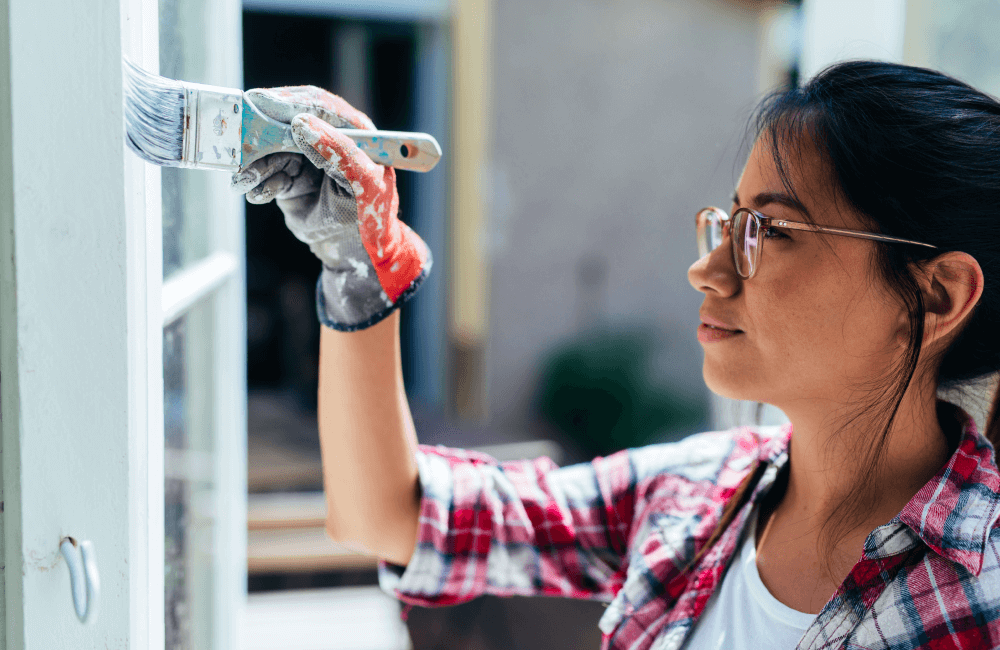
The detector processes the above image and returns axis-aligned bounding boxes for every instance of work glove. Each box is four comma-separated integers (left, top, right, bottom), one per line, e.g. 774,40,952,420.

230,87,432,332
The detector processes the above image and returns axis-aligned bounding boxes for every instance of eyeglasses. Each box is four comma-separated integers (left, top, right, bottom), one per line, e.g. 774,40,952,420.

696,206,938,279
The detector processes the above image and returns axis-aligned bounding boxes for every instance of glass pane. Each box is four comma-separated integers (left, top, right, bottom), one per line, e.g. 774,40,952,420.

156,0,244,645
164,301,217,650
160,0,213,279
162,169,211,279
160,0,231,640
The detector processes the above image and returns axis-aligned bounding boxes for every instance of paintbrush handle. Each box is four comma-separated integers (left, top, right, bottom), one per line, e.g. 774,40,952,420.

241,98,441,172
246,126,441,173
340,129,443,173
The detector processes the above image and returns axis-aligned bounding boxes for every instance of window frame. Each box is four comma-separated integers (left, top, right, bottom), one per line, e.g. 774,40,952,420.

0,0,246,647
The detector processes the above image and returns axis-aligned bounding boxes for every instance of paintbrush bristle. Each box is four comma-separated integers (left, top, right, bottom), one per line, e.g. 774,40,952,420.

122,57,185,166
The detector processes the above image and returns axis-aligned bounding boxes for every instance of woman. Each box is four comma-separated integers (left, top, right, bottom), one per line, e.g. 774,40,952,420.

232,61,1000,649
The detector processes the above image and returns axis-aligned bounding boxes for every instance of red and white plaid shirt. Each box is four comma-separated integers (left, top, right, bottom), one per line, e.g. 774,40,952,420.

379,401,1000,649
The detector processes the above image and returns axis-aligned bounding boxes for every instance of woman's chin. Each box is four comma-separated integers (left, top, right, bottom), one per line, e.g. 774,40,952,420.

702,364,765,403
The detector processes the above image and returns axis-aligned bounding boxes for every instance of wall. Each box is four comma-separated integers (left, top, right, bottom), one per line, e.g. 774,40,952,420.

485,0,771,433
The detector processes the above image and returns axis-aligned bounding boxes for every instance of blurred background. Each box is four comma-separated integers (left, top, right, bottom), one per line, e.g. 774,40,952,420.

238,0,772,644
154,0,1000,648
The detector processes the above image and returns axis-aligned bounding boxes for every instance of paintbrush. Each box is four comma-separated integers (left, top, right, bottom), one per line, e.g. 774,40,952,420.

122,57,441,173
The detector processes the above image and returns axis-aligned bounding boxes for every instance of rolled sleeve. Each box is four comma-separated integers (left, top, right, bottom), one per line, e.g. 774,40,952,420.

377,442,636,607
377,447,463,604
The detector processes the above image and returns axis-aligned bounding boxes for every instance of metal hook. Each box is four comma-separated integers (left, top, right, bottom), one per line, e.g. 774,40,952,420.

60,537,100,624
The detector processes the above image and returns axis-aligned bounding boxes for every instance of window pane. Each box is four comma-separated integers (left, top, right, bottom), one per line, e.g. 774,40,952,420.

164,301,217,650
155,0,244,645
159,0,230,641
160,0,213,279
162,170,211,279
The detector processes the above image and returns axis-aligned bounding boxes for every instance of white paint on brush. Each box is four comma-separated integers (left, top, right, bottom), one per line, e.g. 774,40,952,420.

122,57,185,166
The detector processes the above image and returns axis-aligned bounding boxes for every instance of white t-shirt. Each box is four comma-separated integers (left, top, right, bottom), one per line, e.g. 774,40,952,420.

682,507,816,649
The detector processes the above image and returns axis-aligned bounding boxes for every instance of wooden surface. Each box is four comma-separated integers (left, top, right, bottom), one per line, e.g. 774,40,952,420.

247,491,378,573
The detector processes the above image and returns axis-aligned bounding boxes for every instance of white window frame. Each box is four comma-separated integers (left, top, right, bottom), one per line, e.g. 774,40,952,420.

0,0,246,647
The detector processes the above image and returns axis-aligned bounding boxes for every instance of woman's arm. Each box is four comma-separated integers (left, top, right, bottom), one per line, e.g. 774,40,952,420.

228,86,432,565
317,311,421,566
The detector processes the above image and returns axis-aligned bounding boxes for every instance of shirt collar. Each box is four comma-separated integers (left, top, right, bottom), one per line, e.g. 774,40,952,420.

758,424,793,465
897,400,1000,575
754,401,1000,576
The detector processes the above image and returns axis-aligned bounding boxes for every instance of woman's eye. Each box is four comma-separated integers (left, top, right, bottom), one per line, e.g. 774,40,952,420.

763,226,787,240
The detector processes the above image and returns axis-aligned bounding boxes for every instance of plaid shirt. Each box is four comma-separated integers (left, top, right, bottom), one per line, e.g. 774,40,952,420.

378,402,1000,649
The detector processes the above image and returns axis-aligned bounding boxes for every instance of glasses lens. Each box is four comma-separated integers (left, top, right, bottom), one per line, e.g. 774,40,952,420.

732,209,758,277
696,208,726,258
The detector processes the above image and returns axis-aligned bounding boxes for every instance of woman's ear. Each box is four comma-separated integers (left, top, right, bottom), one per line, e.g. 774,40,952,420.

917,252,984,350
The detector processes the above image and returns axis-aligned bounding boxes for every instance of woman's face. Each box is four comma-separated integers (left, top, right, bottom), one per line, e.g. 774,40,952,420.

687,138,909,410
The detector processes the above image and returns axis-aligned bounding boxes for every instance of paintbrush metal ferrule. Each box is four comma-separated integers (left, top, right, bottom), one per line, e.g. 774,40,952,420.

240,98,300,168
177,82,244,171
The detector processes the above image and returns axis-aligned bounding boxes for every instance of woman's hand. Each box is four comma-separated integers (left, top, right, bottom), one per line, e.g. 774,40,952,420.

231,86,432,331
233,87,423,561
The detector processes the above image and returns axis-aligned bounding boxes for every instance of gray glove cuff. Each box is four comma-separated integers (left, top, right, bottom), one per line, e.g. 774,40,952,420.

314,253,432,332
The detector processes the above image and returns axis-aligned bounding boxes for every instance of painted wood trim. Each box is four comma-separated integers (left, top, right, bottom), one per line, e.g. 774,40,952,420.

0,0,160,646
0,1,16,647
161,251,240,327
122,0,166,644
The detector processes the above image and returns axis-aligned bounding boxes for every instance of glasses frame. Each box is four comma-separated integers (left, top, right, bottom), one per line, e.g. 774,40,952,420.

696,206,938,279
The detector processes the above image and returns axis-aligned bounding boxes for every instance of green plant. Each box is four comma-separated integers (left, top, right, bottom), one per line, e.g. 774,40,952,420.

535,328,705,457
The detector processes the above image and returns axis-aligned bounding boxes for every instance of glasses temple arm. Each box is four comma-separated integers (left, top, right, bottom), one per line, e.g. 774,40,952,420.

774,221,938,249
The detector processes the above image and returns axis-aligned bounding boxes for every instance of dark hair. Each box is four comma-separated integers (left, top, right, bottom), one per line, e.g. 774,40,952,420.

689,60,1000,579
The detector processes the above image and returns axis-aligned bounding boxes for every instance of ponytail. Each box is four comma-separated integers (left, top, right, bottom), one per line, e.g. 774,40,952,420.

682,460,764,575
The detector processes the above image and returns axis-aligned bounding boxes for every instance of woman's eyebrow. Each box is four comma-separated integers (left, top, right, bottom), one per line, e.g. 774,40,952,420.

732,190,811,218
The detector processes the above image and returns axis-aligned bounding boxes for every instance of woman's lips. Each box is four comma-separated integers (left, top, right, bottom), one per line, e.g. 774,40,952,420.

697,313,743,342
699,314,741,331
697,322,743,342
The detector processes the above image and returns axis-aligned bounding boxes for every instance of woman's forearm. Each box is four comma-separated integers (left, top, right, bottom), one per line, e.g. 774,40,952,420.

317,311,421,566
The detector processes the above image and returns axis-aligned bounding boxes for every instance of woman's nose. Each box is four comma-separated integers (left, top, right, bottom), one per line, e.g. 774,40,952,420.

688,240,740,297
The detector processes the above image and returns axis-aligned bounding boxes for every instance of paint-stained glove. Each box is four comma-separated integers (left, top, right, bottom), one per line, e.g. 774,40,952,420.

231,87,432,332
